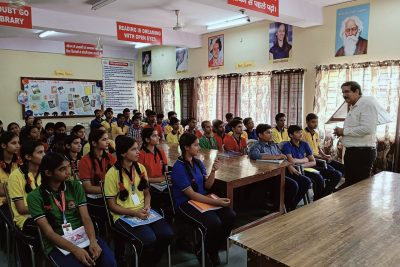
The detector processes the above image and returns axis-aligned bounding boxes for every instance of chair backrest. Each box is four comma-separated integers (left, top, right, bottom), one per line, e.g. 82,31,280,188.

99,180,115,227
3,182,15,222
164,171,176,216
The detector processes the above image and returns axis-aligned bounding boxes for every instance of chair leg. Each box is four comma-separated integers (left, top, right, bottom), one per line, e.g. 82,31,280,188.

225,237,229,264
4,223,11,267
167,244,172,267
131,243,139,267
197,228,205,267
28,243,36,267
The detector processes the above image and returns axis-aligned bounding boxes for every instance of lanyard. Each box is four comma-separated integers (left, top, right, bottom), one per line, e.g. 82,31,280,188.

53,191,67,224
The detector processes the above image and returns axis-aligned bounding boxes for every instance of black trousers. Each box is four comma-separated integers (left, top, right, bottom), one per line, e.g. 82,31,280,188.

342,147,377,188
19,218,39,267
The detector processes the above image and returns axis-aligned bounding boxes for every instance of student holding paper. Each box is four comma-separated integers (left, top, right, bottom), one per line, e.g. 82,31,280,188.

27,152,117,267
105,136,173,267
171,133,236,266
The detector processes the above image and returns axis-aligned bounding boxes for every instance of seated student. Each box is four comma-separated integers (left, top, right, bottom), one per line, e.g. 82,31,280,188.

223,119,247,154
272,113,290,144
101,108,116,133
282,125,339,201
78,130,116,218
64,134,82,181
185,118,202,138
212,119,225,151
123,108,132,127
90,109,104,129
22,125,41,142
128,115,144,147
303,113,344,174
105,136,174,266
143,110,164,140
50,133,67,154
199,120,219,150
227,117,248,140
27,153,117,267
156,113,165,131
224,113,234,133
71,125,87,153
83,125,115,156
171,133,236,266
48,122,67,148
44,122,55,146
164,111,184,137
111,113,128,141
248,124,309,211
8,140,44,266
7,122,21,137
243,117,258,140
166,117,182,145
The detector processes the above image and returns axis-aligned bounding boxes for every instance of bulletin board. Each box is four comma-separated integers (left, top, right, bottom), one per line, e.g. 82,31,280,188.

20,77,103,118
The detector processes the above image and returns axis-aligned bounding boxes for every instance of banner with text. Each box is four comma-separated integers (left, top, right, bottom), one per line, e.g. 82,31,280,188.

227,0,279,17
65,42,103,58
0,3,32,29
116,22,162,45
102,59,136,113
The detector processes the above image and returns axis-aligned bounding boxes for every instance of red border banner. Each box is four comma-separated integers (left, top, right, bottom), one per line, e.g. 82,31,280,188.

64,42,103,58
227,0,279,17
116,22,162,45
0,3,32,29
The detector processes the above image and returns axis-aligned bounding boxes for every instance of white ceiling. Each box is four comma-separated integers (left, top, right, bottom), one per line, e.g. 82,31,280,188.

304,0,355,7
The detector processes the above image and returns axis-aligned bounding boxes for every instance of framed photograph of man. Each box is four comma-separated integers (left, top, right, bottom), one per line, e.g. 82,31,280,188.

335,4,370,57
269,22,293,62
142,51,152,75
208,35,224,68
176,47,188,72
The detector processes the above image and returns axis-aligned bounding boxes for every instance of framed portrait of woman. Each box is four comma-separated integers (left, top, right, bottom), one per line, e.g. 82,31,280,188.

268,22,293,62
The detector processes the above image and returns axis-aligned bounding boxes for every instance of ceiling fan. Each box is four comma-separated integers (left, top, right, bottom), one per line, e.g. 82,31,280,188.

173,10,183,31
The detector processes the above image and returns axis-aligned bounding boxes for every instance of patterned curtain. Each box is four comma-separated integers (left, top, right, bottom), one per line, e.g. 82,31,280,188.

161,80,175,116
150,81,163,114
270,69,304,126
216,74,241,120
194,76,217,124
179,78,195,120
240,72,272,125
136,81,152,113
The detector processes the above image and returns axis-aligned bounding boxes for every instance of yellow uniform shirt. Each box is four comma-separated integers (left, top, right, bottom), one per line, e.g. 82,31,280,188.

0,162,19,205
272,127,290,144
82,140,115,156
8,168,41,230
101,120,113,133
302,128,320,156
164,125,184,136
227,131,248,141
166,132,181,144
104,164,148,222
111,122,129,140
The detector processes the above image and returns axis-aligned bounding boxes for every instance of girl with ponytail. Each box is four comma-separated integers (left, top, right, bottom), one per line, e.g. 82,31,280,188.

27,152,116,267
64,134,82,181
104,135,173,266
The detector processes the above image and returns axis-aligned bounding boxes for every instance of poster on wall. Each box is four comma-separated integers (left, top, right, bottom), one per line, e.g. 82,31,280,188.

142,51,152,76
176,47,188,73
335,4,370,57
208,34,224,68
268,22,293,62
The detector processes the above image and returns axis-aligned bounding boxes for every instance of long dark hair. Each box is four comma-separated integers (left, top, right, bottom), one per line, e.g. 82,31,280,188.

88,130,110,185
0,131,20,174
273,23,290,49
20,140,43,193
64,134,82,160
115,136,148,201
141,128,166,173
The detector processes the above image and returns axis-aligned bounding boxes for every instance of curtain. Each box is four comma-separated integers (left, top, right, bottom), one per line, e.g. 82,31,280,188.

150,81,163,114
194,76,217,124
136,81,152,113
161,80,175,116
395,101,400,173
314,61,400,172
216,74,241,120
179,78,195,120
240,72,272,125
270,69,304,126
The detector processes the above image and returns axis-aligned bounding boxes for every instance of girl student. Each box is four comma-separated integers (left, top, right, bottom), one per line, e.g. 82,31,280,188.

71,124,87,152
64,134,82,181
104,135,173,267
27,152,117,267
171,133,236,266
78,129,116,218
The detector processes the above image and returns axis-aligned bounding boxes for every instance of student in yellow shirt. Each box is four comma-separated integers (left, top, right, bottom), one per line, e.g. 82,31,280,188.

8,140,44,266
111,113,129,140
166,117,182,144
104,136,173,266
271,113,290,143
164,111,183,137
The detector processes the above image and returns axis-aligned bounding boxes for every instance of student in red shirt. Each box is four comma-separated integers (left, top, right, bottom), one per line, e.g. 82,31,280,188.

212,119,225,151
185,118,202,138
223,119,247,154
143,110,164,141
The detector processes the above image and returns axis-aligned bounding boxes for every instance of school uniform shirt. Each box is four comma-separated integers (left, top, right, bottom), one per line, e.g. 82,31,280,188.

90,118,103,129
8,168,42,230
248,141,281,160
144,123,164,140
213,133,225,151
78,153,116,190
171,158,207,207
227,131,248,141
164,124,184,136
199,135,219,150
245,129,258,140
271,127,290,144
101,118,117,133
104,164,148,222
111,122,129,140
138,148,168,178
282,141,313,159
27,180,87,255
82,140,116,156
302,128,320,156
186,129,203,139
166,132,181,145
0,162,19,205
223,134,247,153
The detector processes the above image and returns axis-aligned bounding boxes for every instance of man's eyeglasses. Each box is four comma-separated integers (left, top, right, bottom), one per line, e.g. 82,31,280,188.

345,26,358,34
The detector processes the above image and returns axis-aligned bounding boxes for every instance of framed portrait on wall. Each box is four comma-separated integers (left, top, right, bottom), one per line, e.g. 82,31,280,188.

142,51,152,75
176,47,188,72
268,22,293,62
208,34,224,68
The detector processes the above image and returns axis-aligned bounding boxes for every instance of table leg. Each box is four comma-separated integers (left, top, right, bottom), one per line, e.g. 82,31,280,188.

226,184,234,209
279,168,286,213
248,251,287,267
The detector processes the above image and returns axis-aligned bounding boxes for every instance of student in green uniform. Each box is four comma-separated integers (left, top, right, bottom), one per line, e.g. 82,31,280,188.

199,120,218,150
27,152,116,267
64,134,82,181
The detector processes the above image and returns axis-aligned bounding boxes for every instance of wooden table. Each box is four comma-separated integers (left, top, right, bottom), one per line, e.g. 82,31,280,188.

161,143,289,233
230,171,400,266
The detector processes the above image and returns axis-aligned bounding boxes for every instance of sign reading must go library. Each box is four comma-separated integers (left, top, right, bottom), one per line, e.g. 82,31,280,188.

116,21,162,45
0,3,32,29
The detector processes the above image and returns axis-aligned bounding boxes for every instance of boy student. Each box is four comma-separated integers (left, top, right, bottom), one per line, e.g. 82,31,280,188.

127,115,143,147
227,117,248,140
272,113,290,144
249,124,308,211
101,107,116,133
164,111,183,136
303,113,344,174
212,119,225,151
223,119,247,154
243,117,258,140
224,113,234,133
199,120,218,150
185,117,202,138
166,117,181,145
144,110,164,140
282,125,340,201
123,108,132,126
90,109,103,129
111,113,128,140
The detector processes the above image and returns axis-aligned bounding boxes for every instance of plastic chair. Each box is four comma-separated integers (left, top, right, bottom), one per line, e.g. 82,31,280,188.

0,183,13,267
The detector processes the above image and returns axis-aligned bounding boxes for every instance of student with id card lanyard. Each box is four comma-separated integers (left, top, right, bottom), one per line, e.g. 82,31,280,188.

27,152,116,267
105,135,173,267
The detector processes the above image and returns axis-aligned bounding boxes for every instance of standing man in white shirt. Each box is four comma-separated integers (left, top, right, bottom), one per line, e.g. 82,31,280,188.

333,81,378,188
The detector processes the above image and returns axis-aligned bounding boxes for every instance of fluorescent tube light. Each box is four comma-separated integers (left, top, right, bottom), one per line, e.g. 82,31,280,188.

38,31,57,38
91,0,116,11
206,16,250,31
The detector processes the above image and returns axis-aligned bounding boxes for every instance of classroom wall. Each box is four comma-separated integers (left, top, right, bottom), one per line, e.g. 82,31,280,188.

136,0,400,125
